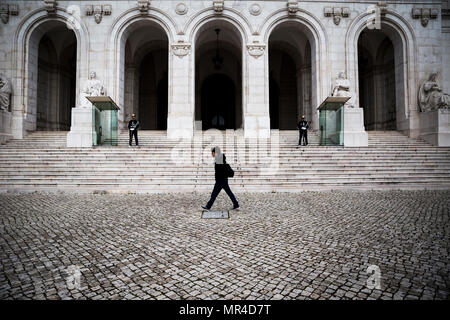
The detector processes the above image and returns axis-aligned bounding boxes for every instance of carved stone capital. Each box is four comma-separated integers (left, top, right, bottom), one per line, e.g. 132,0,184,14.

138,0,150,15
171,42,191,58
287,0,299,16
247,43,266,58
44,0,57,15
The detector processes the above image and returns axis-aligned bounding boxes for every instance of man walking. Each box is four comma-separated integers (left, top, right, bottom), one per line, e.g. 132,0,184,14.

202,146,239,211
298,115,309,146
128,113,139,147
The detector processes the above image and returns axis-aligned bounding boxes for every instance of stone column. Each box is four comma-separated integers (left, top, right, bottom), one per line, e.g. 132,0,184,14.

245,42,270,139
167,42,193,139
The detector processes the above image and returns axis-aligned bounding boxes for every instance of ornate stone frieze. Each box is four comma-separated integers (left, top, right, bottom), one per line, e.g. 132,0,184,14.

287,0,299,16
0,4,19,24
86,5,111,24
324,7,350,26
138,0,150,15
247,43,265,59
412,8,438,27
171,42,191,58
44,0,57,15
213,0,224,15
176,3,188,15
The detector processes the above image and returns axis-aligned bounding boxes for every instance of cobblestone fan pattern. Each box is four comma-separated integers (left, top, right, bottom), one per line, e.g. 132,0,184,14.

0,191,449,300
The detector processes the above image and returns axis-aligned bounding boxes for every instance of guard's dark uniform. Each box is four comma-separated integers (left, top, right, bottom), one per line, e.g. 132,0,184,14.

298,120,309,146
128,119,139,146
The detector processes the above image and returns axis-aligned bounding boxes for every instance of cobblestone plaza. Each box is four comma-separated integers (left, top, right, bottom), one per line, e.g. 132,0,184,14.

1,190,448,300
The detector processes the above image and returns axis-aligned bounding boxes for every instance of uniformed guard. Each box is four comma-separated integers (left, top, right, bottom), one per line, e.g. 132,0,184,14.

298,115,309,146
128,113,140,147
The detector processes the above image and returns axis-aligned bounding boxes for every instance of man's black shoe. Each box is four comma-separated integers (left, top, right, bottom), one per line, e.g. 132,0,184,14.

201,205,210,211
232,205,240,210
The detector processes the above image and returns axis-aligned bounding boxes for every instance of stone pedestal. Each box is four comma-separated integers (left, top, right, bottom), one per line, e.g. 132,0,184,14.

0,110,13,144
343,107,368,147
67,107,93,147
418,109,450,146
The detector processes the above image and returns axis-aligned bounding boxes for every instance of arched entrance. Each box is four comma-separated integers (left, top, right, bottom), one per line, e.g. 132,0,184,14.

123,21,168,130
268,22,313,130
195,20,242,130
33,21,77,131
201,74,235,130
358,29,398,130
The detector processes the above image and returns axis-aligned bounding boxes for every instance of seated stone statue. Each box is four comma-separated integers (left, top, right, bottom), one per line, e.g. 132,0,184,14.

0,73,11,112
81,71,105,108
418,73,450,112
332,72,355,107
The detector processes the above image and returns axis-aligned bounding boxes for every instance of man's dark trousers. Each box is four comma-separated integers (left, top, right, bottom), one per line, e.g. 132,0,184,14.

129,130,138,146
206,179,238,209
299,130,308,145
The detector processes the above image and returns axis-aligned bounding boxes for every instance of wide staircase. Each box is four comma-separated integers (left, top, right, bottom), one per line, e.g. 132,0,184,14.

0,130,449,193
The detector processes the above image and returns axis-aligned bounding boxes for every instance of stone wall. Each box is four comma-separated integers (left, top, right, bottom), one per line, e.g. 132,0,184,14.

0,0,448,145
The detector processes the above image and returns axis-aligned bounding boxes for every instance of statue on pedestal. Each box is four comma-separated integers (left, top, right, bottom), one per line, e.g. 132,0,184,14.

0,73,11,112
418,73,450,112
81,71,105,107
332,72,355,107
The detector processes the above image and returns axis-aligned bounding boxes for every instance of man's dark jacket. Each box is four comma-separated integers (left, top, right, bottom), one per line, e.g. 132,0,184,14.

215,155,228,181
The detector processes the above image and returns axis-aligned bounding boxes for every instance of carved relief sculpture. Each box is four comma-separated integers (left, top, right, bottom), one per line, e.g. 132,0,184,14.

138,0,150,15
44,0,57,14
213,0,224,15
81,72,105,108
332,72,355,108
412,7,438,27
418,73,450,112
247,43,265,58
0,74,12,112
171,42,191,58
287,0,299,15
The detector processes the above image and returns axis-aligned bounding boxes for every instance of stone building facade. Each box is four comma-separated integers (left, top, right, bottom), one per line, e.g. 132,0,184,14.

0,0,449,146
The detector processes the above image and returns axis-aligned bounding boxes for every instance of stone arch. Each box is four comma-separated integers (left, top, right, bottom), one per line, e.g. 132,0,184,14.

346,9,418,133
12,7,89,138
189,15,247,130
184,7,253,42
261,10,329,130
106,9,177,129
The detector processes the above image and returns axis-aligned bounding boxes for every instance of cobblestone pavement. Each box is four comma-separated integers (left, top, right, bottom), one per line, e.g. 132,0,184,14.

0,190,449,300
